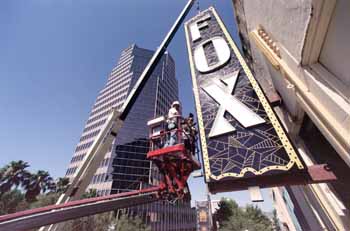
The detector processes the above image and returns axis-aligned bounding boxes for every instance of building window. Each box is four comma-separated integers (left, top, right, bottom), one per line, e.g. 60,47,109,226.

318,0,350,89
299,115,350,208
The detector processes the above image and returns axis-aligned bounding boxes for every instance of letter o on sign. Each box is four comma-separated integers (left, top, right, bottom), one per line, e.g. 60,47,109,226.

193,37,231,73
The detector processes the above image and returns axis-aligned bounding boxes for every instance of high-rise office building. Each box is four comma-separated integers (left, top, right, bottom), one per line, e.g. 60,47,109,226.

65,44,196,230
65,44,177,193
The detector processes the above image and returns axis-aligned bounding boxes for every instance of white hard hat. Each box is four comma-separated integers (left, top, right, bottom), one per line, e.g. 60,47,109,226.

172,101,180,107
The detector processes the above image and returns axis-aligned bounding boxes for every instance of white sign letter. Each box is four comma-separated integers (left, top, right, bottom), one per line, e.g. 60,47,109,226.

194,37,231,73
201,71,265,138
189,14,211,42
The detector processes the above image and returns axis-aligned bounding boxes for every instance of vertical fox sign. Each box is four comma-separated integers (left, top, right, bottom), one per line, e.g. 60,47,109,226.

185,7,307,193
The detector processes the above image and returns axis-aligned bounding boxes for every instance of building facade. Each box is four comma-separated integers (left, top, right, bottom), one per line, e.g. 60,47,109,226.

65,44,196,230
196,200,220,231
231,0,350,230
196,201,211,231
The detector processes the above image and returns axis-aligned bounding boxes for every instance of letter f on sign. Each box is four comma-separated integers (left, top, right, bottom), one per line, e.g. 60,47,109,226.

201,70,265,138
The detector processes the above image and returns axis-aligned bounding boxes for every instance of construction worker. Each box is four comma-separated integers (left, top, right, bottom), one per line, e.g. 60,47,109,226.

165,101,181,146
183,113,197,155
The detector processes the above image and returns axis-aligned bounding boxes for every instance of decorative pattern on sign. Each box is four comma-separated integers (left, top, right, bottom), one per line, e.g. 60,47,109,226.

200,70,290,178
185,7,304,183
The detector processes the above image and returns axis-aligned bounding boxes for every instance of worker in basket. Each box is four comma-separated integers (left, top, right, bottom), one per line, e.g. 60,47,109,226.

183,113,198,156
165,100,182,147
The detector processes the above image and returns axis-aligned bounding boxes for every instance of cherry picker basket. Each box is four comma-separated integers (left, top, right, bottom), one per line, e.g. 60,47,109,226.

146,115,201,197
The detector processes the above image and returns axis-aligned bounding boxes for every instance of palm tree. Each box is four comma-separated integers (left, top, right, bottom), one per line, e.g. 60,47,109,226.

0,167,5,182
82,189,98,199
55,177,70,193
24,170,54,202
0,160,30,195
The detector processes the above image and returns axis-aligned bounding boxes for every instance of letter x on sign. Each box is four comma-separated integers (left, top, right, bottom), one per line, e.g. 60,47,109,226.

201,70,265,138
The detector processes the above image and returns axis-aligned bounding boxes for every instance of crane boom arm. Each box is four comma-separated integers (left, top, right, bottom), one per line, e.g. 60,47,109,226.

0,186,161,231
60,109,123,203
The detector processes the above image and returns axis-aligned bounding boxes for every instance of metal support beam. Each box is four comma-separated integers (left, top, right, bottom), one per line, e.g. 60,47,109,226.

120,0,195,120
208,164,337,194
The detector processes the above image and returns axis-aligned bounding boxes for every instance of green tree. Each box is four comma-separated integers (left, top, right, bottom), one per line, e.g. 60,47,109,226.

214,198,273,231
94,212,115,231
55,177,70,193
0,167,5,180
59,189,113,231
0,161,65,216
65,215,96,231
272,209,281,231
0,160,30,195
24,170,55,202
112,214,151,231
29,192,60,209
82,188,98,198
61,212,114,231
221,214,270,231
245,204,272,229
0,189,29,215
214,197,240,224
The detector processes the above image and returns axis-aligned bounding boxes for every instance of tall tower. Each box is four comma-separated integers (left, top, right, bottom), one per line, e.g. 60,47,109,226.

65,44,177,194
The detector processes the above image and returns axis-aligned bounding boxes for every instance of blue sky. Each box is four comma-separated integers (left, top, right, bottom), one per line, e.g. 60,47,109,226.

0,0,272,211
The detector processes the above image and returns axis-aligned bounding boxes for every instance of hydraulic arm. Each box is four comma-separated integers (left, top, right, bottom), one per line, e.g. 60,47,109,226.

0,186,162,231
